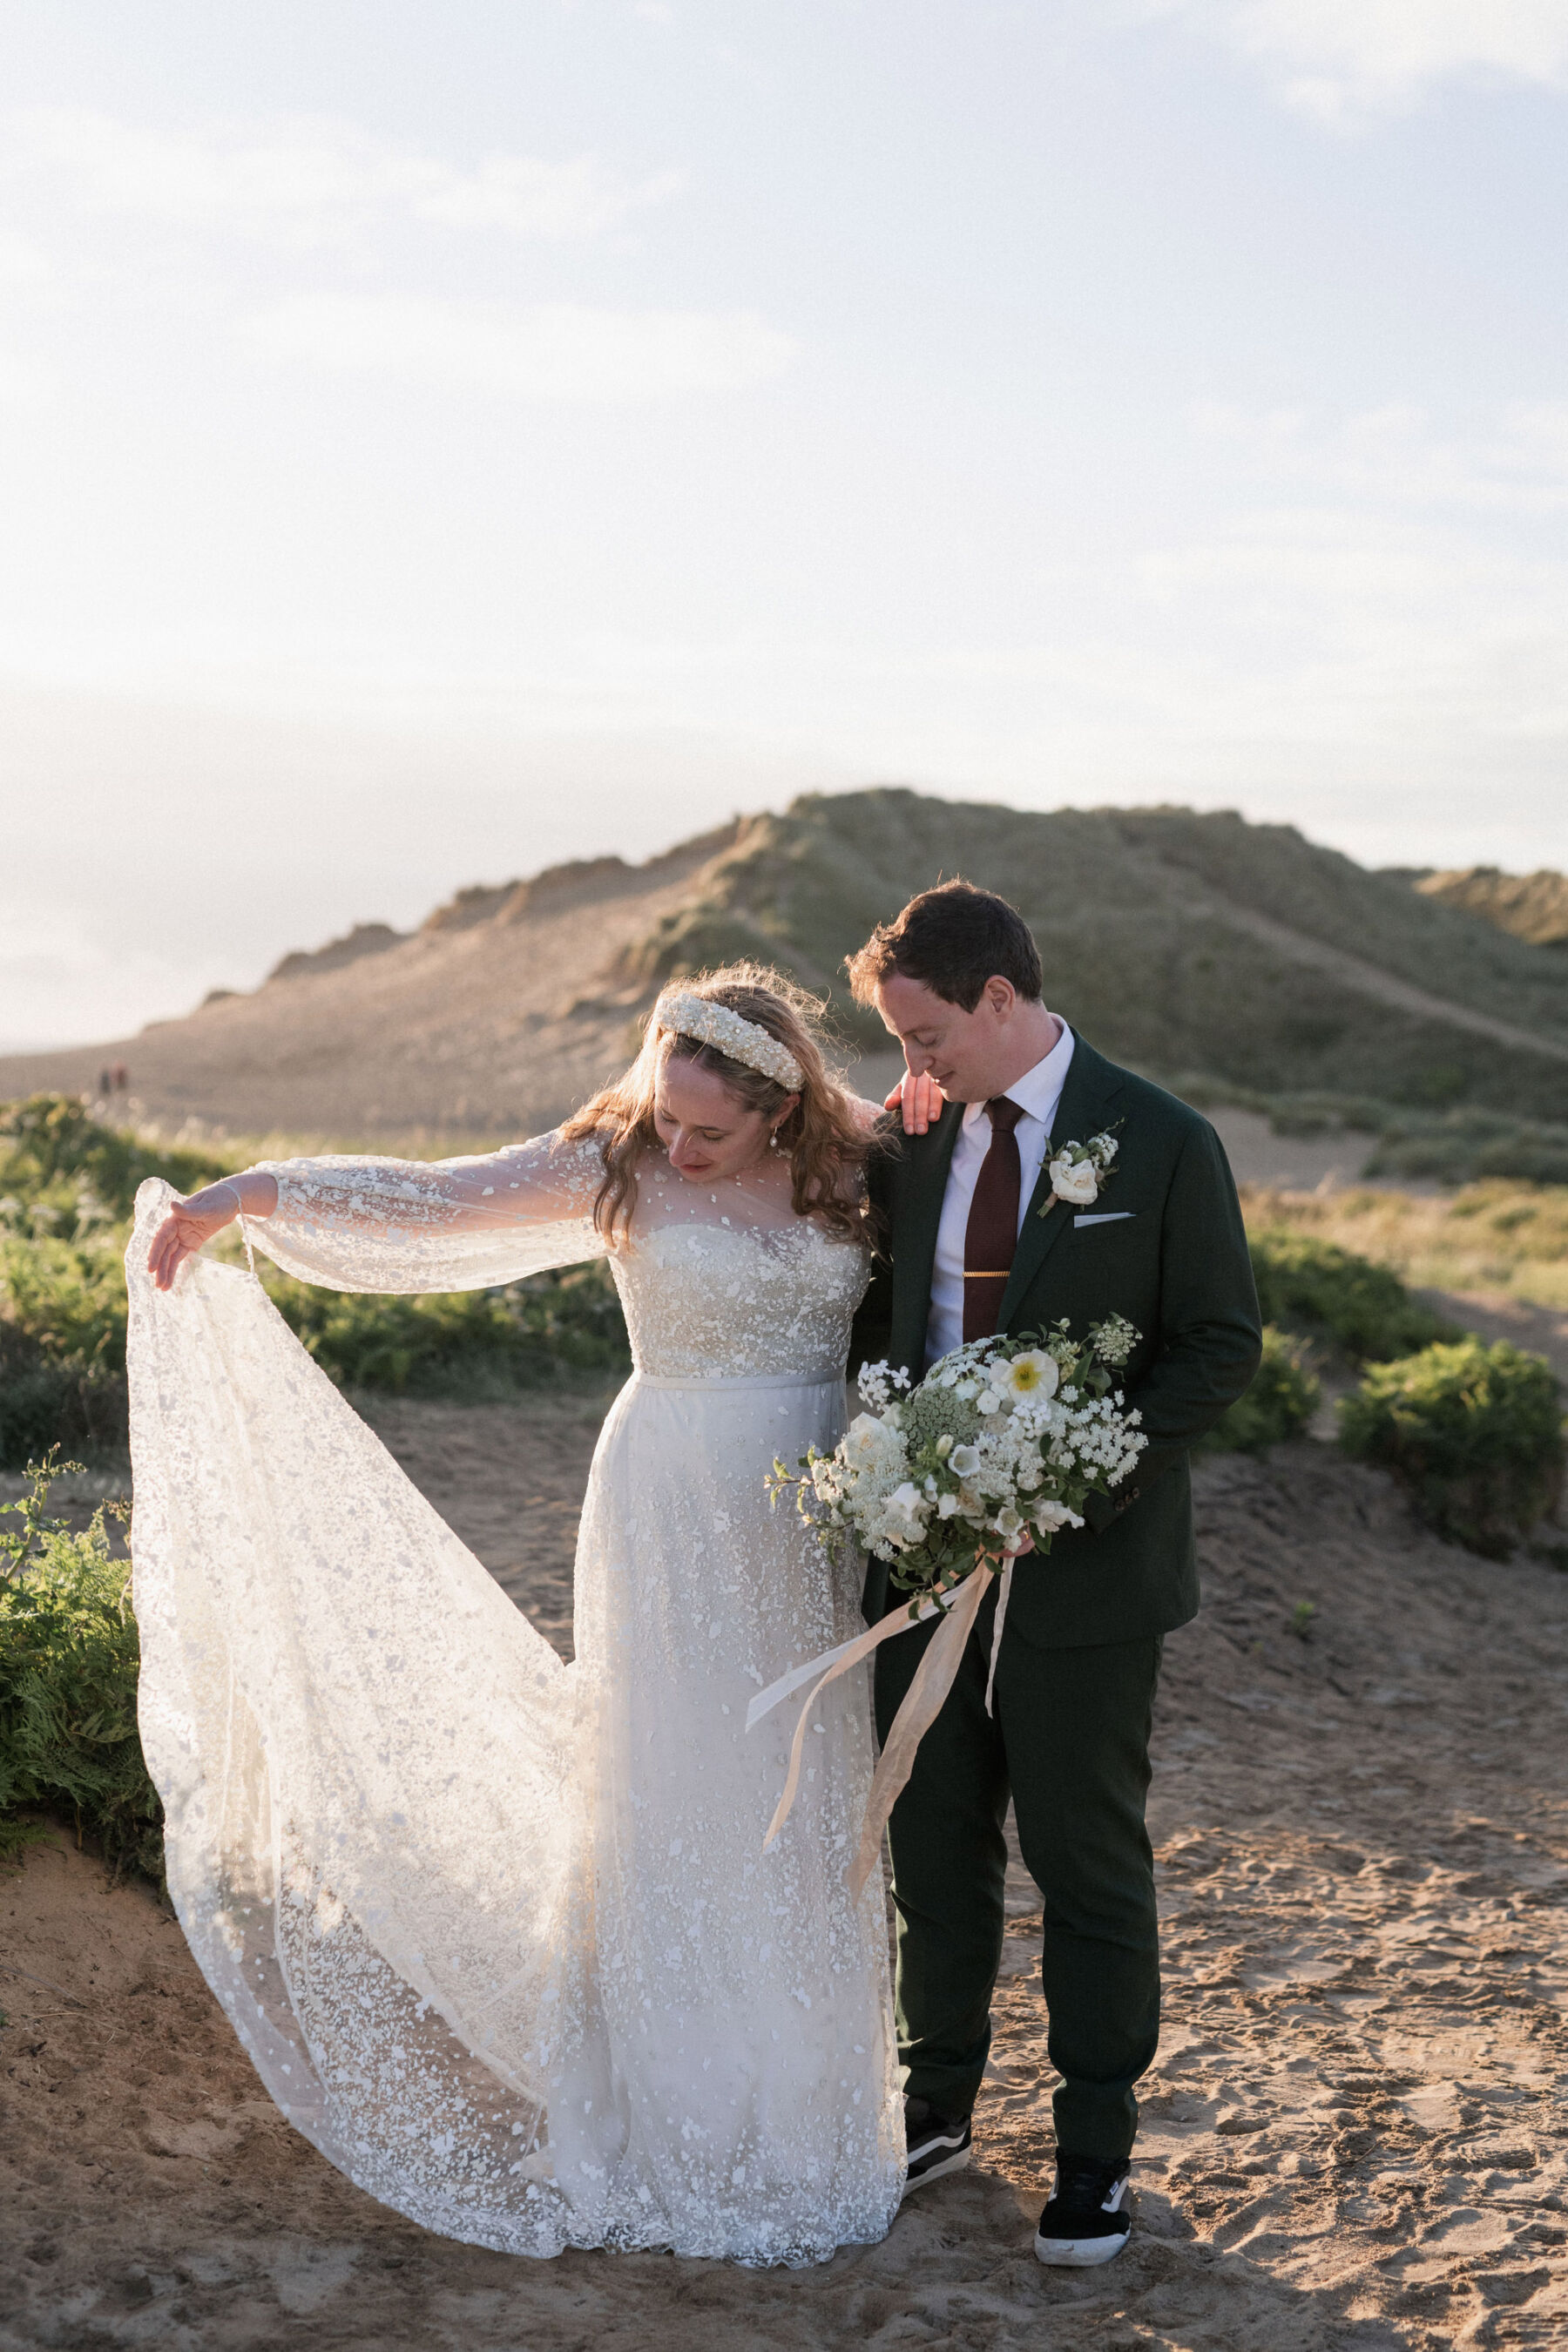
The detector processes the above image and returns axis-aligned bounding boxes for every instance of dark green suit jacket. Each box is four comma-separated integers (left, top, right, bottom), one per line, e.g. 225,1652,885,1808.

850,1033,1261,1652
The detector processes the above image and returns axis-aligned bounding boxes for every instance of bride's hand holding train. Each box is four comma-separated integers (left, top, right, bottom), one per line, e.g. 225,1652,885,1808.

145,1169,280,1291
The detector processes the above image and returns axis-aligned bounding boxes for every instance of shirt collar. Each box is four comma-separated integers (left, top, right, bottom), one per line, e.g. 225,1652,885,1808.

960,1020,1075,1131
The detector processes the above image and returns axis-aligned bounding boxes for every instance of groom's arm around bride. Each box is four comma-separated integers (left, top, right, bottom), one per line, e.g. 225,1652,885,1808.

845,880,1261,2263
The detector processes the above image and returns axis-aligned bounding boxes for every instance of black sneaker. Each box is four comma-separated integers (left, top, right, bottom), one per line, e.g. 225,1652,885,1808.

902,2096,972,2194
1033,2150,1132,2266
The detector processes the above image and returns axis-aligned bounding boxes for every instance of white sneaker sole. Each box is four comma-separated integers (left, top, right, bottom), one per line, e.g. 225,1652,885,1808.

1033,2226,1130,2267
901,2145,972,2198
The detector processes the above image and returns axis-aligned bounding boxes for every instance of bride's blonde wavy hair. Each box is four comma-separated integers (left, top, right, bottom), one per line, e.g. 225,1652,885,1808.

560,963,870,1246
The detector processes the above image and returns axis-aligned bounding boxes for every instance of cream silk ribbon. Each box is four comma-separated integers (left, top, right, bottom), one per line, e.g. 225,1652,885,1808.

747,1554,1017,1900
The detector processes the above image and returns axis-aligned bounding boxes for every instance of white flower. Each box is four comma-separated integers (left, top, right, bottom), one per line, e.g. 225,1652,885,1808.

841,1413,900,1470
994,1348,1059,1402
976,1389,1001,1415
1048,1152,1100,1206
936,1491,962,1519
885,1481,928,1528
1033,1498,1085,1532
949,1443,981,1477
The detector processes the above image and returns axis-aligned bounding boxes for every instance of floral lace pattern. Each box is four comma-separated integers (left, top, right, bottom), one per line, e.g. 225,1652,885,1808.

126,1133,902,2265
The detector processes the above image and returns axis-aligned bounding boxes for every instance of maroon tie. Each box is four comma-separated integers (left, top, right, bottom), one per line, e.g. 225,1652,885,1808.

963,1097,1024,1342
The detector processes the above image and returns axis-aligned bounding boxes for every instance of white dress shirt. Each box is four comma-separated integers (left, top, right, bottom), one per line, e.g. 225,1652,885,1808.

924,1024,1076,1367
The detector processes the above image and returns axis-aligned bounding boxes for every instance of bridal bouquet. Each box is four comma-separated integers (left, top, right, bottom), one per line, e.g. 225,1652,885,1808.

769,1317,1148,1612
757,1320,1148,1892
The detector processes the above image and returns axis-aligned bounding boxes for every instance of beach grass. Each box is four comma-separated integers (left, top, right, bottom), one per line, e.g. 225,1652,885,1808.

1240,1181,1568,1314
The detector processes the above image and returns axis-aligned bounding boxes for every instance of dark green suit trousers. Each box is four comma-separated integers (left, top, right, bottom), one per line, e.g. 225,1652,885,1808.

854,1033,1260,2162
875,1580,1162,2158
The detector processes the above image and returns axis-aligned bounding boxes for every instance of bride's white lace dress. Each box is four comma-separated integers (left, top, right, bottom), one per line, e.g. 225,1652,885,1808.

125,1135,902,2266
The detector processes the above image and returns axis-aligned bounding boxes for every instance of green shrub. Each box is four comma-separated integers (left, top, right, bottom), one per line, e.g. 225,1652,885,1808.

1249,1229,1460,1362
0,1097,634,1462
0,1237,132,1469
0,1456,161,1882
0,1233,127,1362
0,1093,230,1240
1337,1339,1565,1558
0,1325,127,1469
1472,1132,1568,1186
1198,1325,1321,1455
1366,1123,1568,1188
0,1098,226,1468
1264,1092,1388,1137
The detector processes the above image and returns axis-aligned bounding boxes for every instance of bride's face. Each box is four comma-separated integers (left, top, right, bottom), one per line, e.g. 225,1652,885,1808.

653,1055,782,1182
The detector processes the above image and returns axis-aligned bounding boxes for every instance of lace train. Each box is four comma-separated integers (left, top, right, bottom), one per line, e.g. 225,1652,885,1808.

126,1144,902,2263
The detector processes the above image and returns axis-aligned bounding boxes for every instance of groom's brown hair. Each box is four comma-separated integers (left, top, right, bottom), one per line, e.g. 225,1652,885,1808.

846,880,1044,1012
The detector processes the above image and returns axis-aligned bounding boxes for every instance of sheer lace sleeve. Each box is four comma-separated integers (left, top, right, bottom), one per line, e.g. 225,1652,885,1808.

251,1132,610,1293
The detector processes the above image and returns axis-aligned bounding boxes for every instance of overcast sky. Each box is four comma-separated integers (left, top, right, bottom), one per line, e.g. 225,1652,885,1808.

4,1,1568,1045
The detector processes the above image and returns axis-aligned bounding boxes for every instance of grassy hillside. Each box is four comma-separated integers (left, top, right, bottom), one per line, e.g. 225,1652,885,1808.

4,791,1567,1146
614,793,1568,1121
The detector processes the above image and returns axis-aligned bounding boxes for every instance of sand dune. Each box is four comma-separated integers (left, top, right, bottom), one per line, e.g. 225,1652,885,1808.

0,828,742,1143
3,1427,1565,2349
8,793,1568,1148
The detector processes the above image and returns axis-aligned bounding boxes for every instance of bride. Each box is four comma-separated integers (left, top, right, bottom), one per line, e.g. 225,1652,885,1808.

130,967,916,2268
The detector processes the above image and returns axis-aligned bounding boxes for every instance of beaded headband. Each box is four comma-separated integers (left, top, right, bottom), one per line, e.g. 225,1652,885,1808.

654,990,805,1092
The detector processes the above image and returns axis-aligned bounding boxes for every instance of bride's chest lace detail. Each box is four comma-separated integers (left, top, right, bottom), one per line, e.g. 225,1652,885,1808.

615,1191,870,1381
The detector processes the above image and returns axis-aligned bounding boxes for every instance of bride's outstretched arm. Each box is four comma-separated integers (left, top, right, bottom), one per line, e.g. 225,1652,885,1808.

145,1134,610,1294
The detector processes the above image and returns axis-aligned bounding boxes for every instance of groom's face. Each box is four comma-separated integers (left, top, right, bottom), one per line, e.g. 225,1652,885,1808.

875,972,1020,1104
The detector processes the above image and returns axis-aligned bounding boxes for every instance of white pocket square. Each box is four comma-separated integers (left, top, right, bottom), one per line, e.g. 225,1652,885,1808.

1073,1211,1135,1227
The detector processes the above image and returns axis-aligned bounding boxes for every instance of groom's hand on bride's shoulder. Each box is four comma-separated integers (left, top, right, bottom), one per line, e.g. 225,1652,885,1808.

882,1070,947,1135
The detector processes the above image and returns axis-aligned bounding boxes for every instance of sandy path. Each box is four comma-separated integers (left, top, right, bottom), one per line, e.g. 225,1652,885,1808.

3,1420,1565,2350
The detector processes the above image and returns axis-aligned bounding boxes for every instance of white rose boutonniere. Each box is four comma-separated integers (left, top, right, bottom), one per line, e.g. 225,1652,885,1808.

1037,1125,1122,1219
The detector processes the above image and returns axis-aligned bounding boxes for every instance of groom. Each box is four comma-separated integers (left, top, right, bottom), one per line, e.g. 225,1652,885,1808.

848,881,1261,2266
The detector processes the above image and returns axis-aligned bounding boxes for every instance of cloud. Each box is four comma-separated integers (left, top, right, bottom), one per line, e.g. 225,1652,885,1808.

1139,1,1568,120
236,292,796,401
9,107,683,244
1189,399,1568,515
0,351,50,405
0,226,51,286
416,155,686,239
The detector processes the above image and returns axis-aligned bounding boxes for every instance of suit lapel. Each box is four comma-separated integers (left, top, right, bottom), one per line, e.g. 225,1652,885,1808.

997,1032,1125,1328
888,1101,963,1375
